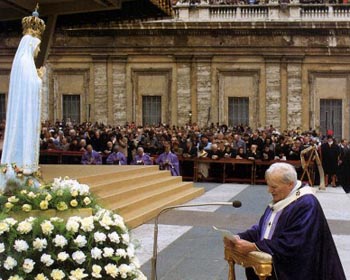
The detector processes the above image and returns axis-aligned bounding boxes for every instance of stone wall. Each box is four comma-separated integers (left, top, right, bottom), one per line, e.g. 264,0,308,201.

196,60,212,127
113,59,127,125
176,61,192,125
265,63,281,128
287,63,302,129
93,62,108,125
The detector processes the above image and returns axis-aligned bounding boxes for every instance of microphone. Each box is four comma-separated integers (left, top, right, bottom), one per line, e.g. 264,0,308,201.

150,200,242,280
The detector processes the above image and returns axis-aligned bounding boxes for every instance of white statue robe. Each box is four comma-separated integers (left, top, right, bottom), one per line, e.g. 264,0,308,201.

1,34,42,176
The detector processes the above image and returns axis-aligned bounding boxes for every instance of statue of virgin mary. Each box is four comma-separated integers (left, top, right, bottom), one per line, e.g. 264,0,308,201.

0,7,45,190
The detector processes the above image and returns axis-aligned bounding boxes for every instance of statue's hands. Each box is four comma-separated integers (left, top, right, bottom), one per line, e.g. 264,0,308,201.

37,66,46,79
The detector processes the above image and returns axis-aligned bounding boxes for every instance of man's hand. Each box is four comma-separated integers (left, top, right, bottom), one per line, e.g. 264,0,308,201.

224,236,258,255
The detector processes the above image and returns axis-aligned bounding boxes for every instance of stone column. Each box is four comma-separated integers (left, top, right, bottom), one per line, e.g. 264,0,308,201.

107,57,113,124
265,57,281,129
287,57,303,129
280,58,288,131
196,56,212,127
112,55,128,125
41,64,50,121
175,55,192,126
92,56,108,124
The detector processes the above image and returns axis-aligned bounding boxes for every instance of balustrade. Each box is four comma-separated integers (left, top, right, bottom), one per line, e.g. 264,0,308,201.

174,1,350,21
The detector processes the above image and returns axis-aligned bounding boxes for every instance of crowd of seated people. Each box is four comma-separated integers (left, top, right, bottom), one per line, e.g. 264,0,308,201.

36,119,324,159
27,119,349,185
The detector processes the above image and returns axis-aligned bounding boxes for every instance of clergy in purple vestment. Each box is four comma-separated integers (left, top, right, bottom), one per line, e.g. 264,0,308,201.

132,147,153,165
81,144,102,165
156,142,180,176
224,162,346,280
106,145,127,165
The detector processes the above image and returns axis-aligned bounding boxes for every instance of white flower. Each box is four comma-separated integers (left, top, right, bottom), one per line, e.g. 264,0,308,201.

50,217,63,223
8,195,19,203
69,268,88,280
104,263,119,278
57,251,70,262
121,233,130,245
108,232,120,243
8,276,24,280
13,240,29,252
135,271,147,280
39,200,49,210
4,218,17,226
119,264,132,278
40,253,54,267
78,184,90,196
0,242,5,253
17,220,33,234
40,220,54,235
81,216,94,232
27,191,36,198
23,258,35,273
103,247,114,258
71,190,79,197
34,273,49,280
113,214,127,231
74,235,87,248
33,238,48,252
51,269,66,280
26,217,35,223
53,234,68,248
131,257,141,269
99,213,114,230
72,250,86,264
92,264,103,278
116,248,127,258
91,247,103,260
4,256,17,270
66,218,80,233
83,197,91,206
0,221,10,235
94,231,107,243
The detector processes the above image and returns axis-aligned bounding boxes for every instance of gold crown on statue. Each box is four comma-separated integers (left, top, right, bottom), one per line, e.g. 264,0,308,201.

22,3,46,39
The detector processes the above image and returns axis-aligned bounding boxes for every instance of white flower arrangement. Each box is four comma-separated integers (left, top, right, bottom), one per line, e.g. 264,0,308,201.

0,209,147,279
0,177,96,214
0,177,147,280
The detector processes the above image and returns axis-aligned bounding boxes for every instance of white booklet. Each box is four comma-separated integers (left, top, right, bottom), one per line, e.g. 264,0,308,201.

212,226,238,240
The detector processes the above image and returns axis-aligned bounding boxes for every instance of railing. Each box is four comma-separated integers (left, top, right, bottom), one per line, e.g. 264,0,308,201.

173,1,350,22
179,157,306,184
39,150,312,185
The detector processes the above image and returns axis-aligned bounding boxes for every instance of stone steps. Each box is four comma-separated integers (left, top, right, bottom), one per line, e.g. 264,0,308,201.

40,164,204,229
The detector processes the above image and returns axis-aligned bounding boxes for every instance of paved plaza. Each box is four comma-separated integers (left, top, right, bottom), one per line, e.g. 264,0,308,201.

132,183,350,280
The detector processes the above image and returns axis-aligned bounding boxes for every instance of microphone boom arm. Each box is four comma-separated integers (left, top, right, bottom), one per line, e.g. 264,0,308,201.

150,201,241,280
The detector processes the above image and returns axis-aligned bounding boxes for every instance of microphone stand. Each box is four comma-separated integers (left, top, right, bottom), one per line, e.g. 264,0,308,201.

150,201,241,280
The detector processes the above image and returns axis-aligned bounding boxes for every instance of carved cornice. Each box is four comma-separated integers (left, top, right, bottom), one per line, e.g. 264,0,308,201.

61,21,350,37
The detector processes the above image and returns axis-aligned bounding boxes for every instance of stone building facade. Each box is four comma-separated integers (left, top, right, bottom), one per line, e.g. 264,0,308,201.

1,2,350,139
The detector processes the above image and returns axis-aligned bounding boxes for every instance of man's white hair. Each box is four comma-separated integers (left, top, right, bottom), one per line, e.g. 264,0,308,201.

265,162,297,184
